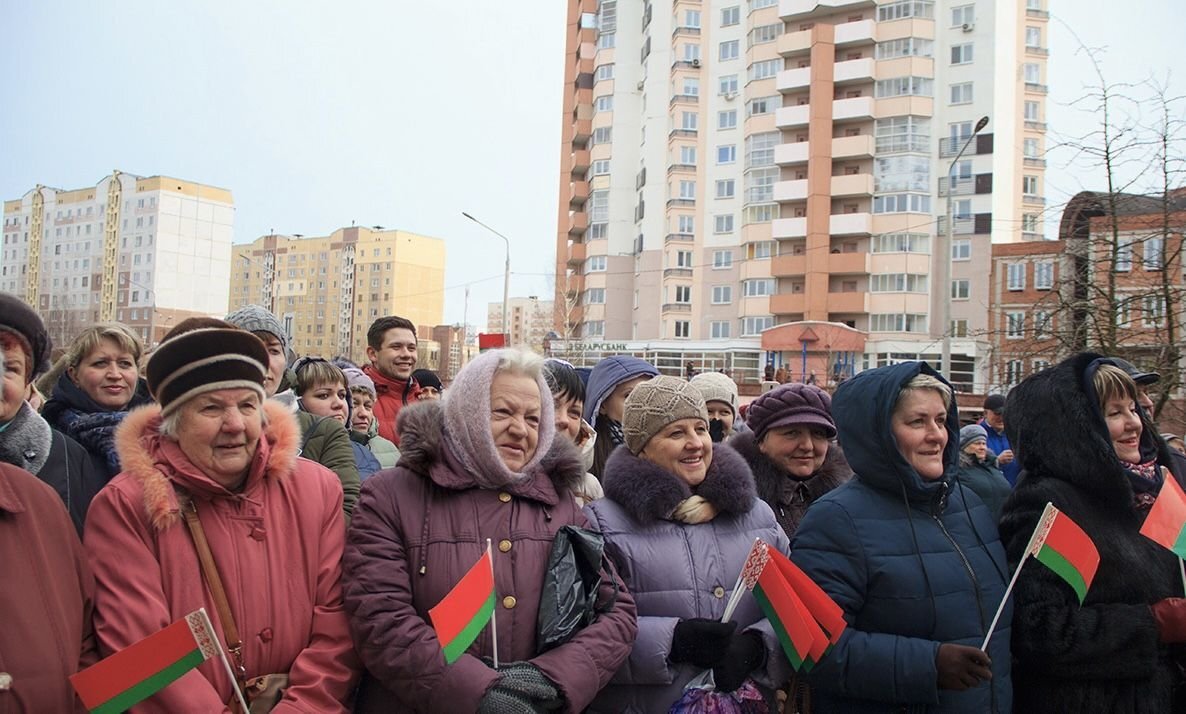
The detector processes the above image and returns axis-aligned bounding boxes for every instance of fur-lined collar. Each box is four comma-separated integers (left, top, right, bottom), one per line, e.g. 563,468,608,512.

395,400,584,505
601,442,757,524
730,430,852,509
113,400,300,531
0,402,53,475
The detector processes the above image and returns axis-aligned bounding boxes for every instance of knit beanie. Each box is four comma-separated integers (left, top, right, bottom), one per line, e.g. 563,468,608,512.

689,372,739,417
412,369,443,391
622,376,709,455
0,292,52,379
343,366,376,397
746,383,836,441
442,349,556,489
225,304,288,353
147,318,268,416
960,424,988,450
583,356,660,424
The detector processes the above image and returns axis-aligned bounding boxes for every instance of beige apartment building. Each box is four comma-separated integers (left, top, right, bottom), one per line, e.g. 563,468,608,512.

554,0,1049,390
229,227,445,364
2,171,235,350
488,296,556,353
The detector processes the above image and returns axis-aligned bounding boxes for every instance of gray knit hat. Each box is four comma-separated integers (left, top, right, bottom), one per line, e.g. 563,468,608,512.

343,366,376,397
959,424,988,450
225,304,288,353
689,372,739,417
622,375,709,455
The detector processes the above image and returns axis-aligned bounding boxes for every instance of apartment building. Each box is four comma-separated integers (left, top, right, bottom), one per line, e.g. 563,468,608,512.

1,171,234,350
554,0,1050,390
986,238,1065,391
229,227,445,365
488,296,556,353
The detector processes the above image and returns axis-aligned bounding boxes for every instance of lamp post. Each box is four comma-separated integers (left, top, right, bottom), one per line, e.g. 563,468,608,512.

461,211,511,342
939,115,989,382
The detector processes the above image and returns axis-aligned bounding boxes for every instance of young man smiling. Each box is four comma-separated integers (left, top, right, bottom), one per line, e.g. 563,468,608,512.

363,316,420,445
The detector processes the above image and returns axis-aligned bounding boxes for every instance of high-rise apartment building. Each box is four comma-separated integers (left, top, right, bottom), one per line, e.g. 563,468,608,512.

229,227,445,364
555,0,1049,390
2,171,234,349
488,296,556,353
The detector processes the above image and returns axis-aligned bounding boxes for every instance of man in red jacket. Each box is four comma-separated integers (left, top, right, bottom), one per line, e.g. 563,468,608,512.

363,316,420,445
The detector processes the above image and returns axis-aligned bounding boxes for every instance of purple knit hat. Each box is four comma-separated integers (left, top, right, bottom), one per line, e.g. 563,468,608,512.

746,383,836,441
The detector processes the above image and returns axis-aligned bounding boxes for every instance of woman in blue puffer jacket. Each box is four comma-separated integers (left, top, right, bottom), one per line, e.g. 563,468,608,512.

790,361,1012,713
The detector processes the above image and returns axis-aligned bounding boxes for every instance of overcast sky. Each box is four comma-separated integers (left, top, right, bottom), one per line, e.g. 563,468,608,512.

2,1,1182,330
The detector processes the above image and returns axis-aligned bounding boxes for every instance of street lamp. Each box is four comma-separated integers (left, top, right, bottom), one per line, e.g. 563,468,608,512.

939,115,989,382
461,211,511,342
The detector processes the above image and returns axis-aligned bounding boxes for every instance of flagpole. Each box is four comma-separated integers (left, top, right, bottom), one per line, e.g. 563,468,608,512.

722,538,761,623
1179,558,1186,597
487,539,499,669
980,502,1055,651
196,608,251,714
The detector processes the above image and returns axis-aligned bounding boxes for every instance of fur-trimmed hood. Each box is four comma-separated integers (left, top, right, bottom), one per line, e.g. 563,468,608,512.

730,430,852,512
601,442,757,524
113,400,301,530
395,400,585,505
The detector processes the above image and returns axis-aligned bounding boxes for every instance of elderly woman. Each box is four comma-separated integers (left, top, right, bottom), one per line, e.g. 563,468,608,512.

342,348,637,713
584,376,791,712
41,321,153,479
791,362,1012,713
1000,354,1186,713
956,424,1011,522
584,356,659,479
84,319,360,712
0,294,106,534
733,383,852,541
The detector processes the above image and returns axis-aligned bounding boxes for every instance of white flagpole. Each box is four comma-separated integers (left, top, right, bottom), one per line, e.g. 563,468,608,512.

196,608,251,714
980,502,1056,651
1179,558,1186,597
722,538,762,623
487,539,499,669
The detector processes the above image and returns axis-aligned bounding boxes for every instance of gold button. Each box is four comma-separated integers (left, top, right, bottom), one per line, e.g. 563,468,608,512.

502,595,517,610
498,539,513,553
0,672,11,690
498,492,512,503
713,586,726,599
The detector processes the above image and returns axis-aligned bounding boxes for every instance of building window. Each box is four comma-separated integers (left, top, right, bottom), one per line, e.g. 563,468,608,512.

1034,310,1053,338
872,233,930,253
878,0,935,22
748,59,781,81
681,111,699,130
951,4,974,26
683,9,701,28
713,250,733,268
595,95,614,112
676,250,694,268
1116,238,1134,272
744,204,779,223
710,320,731,338
742,278,775,296
870,313,928,332
1116,300,1131,327
678,215,695,234
951,43,974,64
875,76,934,98
876,37,934,59
747,95,780,116
1023,138,1040,158
952,239,971,261
1022,213,1039,233
595,63,614,81
875,155,930,192
1035,261,1053,289
1144,295,1166,327
873,193,931,214
744,131,778,167
1007,263,1026,291
1006,311,1025,338
745,167,778,203
591,127,612,145
716,179,736,199
1025,26,1041,48
1022,175,1039,196
682,44,701,62
712,285,733,304
1144,236,1165,270
717,145,737,164
597,33,615,49
951,279,970,299
748,24,782,46
674,321,691,338
751,0,777,9
674,285,692,303
950,82,974,104
951,319,969,337
721,6,740,26
589,189,610,222
679,180,697,199
714,214,735,233
1024,63,1041,84
720,40,740,61
682,77,700,96
583,320,605,337
1025,100,1041,121
680,145,698,165
741,316,774,335
585,288,606,304
586,255,607,272
870,274,928,293
719,110,738,129
591,159,611,176
720,75,739,95
875,115,931,153
1005,360,1024,388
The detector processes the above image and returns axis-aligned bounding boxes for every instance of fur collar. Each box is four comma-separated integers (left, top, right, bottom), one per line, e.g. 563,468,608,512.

395,400,585,501
730,430,852,508
601,442,757,523
114,400,301,531
0,402,53,475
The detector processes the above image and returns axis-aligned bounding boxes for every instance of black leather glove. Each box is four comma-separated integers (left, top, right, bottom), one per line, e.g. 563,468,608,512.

670,618,738,668
478,661,563,713
712,630,767,693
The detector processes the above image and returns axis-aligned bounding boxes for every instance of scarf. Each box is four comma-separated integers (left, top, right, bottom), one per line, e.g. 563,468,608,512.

1122,458,1162,515
608,420,625,446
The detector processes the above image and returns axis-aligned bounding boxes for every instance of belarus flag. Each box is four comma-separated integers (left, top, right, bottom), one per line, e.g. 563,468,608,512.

429,545,497,664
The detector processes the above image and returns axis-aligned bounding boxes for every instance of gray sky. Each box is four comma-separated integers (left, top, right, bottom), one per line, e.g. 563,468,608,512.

1,1,1181,330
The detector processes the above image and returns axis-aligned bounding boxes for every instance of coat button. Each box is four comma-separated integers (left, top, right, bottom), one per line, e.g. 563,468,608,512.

0,672,11,690
498,539,513,553
498,492,512,503
502,596,517,610
258,627,273,643
713,586,726,599
250,527,267,541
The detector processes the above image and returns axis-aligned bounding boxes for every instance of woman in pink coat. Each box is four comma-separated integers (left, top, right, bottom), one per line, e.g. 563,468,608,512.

83,319,360,712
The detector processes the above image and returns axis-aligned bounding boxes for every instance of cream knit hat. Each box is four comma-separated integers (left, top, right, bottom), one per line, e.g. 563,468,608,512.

623,376,709,455
689,372,739,417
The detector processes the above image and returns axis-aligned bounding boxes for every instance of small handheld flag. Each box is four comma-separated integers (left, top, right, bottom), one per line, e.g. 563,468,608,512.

429,544,497,664
1141,475,1186,559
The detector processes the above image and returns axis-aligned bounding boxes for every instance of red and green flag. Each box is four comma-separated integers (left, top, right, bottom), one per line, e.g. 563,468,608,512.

429,545,496,664
70,610,219,714
1141,475,1186,559
1028,503,1100,604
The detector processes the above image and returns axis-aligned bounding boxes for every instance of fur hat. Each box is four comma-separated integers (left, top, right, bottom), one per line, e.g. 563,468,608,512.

689,372,739,417
0,292,51,380
224,304,288,353
343,366,376,397
147,318,268,416
960,423,988,450
746,383,836,441
622,376,709,455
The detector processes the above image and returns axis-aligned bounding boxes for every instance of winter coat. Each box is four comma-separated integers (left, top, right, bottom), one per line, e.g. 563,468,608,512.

362,364,419,446
731,430,852,540
351,440,381,481
342,401,638,714
0,401,107,535
582,356,659,426
293,409,361,520
574,418,605,506
352,418,400,470
999,352,1186,714
42,372,153,479
0,463,97,713
84,402,361,713
979,419,1020,487
583,443,792,713
956,451,1011,522
791,361,1013,714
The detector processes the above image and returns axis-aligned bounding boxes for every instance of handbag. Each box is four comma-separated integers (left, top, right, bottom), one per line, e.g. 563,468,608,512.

178,492,290,713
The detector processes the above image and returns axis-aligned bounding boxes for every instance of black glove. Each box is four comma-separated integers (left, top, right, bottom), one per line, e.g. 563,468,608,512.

712,630,767,693
670,618,738,668
935,643,992,691
478,661,564,713
709,419,726,443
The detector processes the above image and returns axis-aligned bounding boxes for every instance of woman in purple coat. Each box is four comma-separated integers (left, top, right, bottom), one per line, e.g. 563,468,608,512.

584,376,792,713
342,348,637,713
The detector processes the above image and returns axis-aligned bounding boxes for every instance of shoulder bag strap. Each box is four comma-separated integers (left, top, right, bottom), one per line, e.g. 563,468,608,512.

178,491,249,687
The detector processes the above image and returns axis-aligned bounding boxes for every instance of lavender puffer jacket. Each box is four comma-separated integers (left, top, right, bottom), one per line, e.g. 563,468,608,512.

584,443,792,713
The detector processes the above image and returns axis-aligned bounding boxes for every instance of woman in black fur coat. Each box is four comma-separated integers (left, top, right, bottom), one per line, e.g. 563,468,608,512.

999,353,1186,713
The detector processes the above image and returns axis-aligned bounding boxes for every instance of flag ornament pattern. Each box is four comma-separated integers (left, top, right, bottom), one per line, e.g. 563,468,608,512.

1029,503,1100,604
429,547,497,664
1140,474,1186,559
70,610,218,714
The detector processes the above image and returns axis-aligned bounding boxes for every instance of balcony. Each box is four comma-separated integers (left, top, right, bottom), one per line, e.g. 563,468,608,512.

775,105,810,129
775,142,809,165
666,198,696,208
1025,82,1049,95
826,291,870,314
777,29,811,58
667,162,696,175
662,303,692,313
1026,45,1049,57
772,216,807,239
567,211,588,236
569,180,589,209
830,212,872,235
938,176,974,196
1024,120,1047,131
771,253,806,277
1024,157,1047,168
936,216,974,235
1023,194,1047,206
833,96,874,122
664,267,693,278
774,179,808,202
669,127,698,138
834,134,875,159
780,0,876,20
665,232,695,243
828,251,870,274
672,25,702,38
574,117,592,144
571,148,590,175
834,19,876,46
777,67,811,93
833,57,875,85
669,94,699,107
567,242,587,265
770,292,805,315
1026,8,1050,18
830,173,873,197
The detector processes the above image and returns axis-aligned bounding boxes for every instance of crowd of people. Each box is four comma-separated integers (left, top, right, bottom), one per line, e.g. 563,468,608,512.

3,289,1186,713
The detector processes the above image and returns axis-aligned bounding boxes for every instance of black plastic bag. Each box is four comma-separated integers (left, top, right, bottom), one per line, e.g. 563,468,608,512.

536,525,618,654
